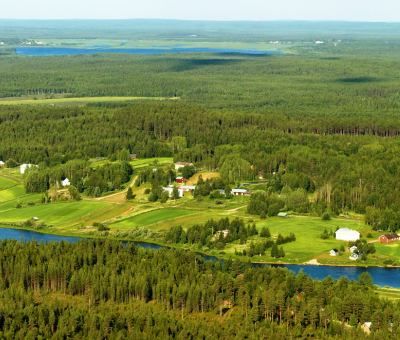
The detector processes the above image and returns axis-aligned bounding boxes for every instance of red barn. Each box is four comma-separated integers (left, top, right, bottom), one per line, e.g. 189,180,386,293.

379,234,400,244
175,176,186,184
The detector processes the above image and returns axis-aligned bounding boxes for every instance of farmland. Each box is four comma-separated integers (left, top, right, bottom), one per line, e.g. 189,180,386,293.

0,161,399,267
0,96,179,106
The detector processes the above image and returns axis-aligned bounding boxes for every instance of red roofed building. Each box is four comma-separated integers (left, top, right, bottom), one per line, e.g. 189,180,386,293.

379,234,400,244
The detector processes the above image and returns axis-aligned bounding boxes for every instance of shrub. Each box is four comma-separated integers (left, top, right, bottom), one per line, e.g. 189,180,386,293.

322,212,331,220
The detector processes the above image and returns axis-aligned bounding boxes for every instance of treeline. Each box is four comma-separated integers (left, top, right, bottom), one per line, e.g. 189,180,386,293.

0,240,398,338
165,218,258,249
3,101,400,220
24,160,133,196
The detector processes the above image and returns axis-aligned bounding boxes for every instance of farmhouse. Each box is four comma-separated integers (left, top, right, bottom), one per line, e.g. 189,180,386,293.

335,228,360,242
379,234,400,244
61,178,71,187
175,162,194,171
329,249,339,256
180,185,196,193
175,176,186,184
215,230,230,239
231,188,249,196
0,160,5,167
349,253,359,261
20,163,36,174
349,246,358,254
162,186,184,198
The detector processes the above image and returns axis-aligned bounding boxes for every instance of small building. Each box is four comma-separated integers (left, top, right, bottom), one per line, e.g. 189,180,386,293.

0,161,5,167
379,234,400,244
179,185,196,193
361,322,372,335
175,176,186,184
231,188,249,196
20,163,36,175
335,228,360,242
349,246,358,254
215,230,230,239
349,253,359,261
329,249,339,257
61,178,71,187
129,154,137,160
175,162,194,171
277,212,288,218
162,186,184,198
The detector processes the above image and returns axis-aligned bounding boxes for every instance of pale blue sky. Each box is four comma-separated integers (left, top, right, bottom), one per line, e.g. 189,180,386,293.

2,0,400,21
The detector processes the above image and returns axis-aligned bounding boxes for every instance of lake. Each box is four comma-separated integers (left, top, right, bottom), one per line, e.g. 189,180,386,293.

1,228,399,288
15,47,278,57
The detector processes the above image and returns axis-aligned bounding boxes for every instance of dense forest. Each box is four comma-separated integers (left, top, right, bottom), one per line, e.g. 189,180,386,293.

1,19,400,338
2,100,400,228
0,240,398,339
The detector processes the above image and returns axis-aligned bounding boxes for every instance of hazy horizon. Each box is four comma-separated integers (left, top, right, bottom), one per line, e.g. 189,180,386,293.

2,0,400,22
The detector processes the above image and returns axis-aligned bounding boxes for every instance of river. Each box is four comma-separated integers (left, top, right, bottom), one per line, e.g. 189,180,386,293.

1,228,399,288
15,47,278,57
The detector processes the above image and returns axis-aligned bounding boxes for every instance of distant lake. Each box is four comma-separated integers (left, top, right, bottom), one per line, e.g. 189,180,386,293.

15,47,278,57
1,227,399,288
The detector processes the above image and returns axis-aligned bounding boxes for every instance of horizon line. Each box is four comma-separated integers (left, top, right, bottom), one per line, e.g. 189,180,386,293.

0,18,400,24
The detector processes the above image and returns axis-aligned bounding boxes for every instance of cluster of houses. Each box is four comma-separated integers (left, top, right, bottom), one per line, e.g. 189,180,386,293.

329,228,362,259
330,227,400,260
162,183,249,199
164,162,250,198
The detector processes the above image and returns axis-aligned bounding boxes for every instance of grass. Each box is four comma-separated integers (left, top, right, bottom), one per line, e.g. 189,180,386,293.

130,157,173,169
376,287,400,301
0,199,126,229
110,208,198,230
0,164,398,267
0,176,18,190
0,96,179,106
90,157,173,169
221,215,390,265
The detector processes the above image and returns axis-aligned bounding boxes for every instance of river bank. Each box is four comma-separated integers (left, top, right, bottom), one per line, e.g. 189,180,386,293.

1,226,400,288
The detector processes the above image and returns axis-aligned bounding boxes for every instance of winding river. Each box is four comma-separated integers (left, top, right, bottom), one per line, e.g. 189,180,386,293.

1,228,399,288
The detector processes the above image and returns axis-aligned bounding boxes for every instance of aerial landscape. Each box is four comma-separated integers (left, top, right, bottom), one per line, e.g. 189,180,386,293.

1,0,400,338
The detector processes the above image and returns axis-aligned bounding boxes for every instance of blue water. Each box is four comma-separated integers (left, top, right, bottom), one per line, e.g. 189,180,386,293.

0,228,399,287
15,47,277,57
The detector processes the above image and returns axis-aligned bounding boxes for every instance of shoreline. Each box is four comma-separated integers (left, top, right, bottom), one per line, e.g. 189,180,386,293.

1,224,399,269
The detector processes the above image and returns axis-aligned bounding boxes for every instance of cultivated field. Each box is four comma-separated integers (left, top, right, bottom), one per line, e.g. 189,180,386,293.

0,96,179,106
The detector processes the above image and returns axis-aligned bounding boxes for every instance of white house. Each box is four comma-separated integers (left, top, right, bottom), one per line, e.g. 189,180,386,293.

180,185,196,193
231,188,249,196
349,246,358,254
277,212,288,218
329,249,339,257
174,162,194,171
162,186,184,198
20,163,36,175
0,161,5,167
335,228,360,242
215,230,230,239
349,253,359,261
61,178,71,187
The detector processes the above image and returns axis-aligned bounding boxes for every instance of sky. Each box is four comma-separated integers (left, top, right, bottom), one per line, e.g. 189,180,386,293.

1,0,400,22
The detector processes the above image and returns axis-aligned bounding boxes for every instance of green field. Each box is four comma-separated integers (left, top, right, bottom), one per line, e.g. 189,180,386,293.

111,208,198,230
0,96,179,106
223,216,373,264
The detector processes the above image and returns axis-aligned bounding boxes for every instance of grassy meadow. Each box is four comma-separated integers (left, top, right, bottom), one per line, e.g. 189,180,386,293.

0,96,179,106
